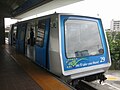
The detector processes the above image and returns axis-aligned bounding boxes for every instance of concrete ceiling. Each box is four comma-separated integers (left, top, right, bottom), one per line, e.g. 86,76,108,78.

0,0,26,17
15,0,82,19
0,0,52,17
0,0,82,18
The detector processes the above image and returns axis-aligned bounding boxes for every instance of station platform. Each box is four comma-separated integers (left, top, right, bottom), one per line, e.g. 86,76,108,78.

104,70,120,90
92,70,120,90
0,45,71,90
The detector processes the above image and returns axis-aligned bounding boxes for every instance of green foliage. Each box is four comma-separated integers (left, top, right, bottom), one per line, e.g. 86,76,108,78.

106,31,120,69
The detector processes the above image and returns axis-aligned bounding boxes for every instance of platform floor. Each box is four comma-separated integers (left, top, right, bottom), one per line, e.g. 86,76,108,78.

0,45,71,90
0,46,42,90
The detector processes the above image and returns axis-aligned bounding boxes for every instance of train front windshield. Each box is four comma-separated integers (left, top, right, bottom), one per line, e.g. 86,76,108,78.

65,19,104,58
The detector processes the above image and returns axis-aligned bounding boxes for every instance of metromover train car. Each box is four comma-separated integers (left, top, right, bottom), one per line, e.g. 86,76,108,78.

9,13,111,85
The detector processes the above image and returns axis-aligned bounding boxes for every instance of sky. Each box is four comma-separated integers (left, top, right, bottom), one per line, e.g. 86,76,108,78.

54,0,120,29
5,0,120,29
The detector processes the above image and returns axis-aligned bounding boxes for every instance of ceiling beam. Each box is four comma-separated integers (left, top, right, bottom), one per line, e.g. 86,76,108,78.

14,0,82,19
12,0,52,17
0,3,12,17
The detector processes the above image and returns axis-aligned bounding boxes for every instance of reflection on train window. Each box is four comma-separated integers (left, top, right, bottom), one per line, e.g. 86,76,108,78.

36,20,45,46
65,19,104,58
26,21,36,46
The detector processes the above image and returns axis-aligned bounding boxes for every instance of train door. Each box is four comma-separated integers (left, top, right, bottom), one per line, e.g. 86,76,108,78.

25,20,36,61
16,23,27,54
35,19,50,69
9,24,17,46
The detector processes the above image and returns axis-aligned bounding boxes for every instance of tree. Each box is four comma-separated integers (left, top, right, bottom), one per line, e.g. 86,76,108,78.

106,31,120,69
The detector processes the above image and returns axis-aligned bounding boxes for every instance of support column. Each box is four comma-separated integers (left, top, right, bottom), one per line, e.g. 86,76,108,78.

0,17,5,45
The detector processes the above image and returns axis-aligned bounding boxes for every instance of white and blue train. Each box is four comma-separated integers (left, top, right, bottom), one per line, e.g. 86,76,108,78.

9,13,111,84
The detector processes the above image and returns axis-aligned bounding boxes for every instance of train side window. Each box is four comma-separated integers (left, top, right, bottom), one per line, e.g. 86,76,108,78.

36,19,45,46
12,26,17,44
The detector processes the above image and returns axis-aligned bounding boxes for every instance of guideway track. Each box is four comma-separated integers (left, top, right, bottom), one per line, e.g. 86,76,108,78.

75,80,97,90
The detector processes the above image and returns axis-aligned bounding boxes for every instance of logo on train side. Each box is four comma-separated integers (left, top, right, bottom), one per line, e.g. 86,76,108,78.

67,58,88,67
66,57,106,69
